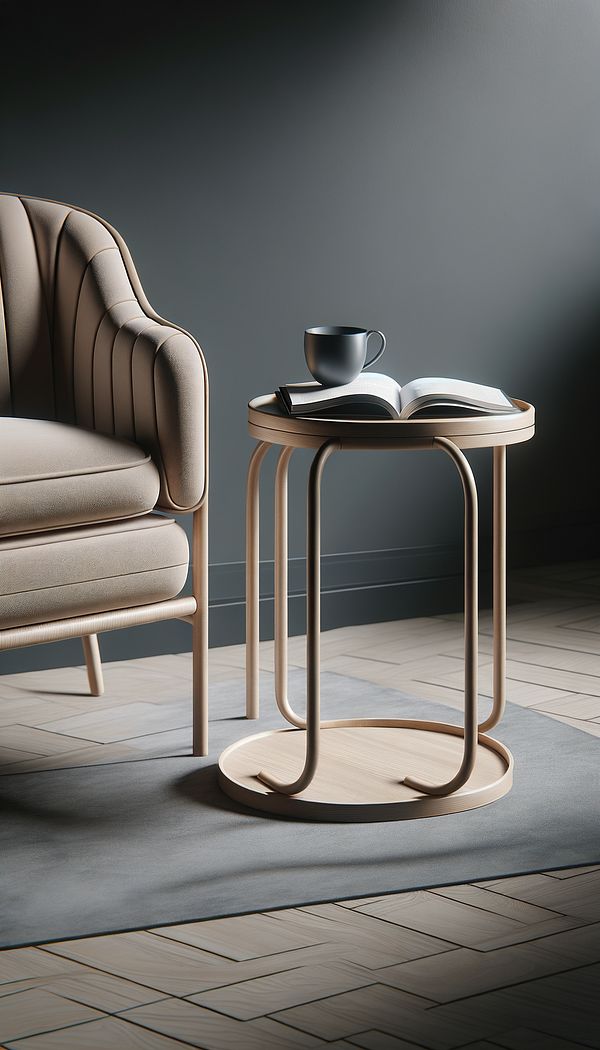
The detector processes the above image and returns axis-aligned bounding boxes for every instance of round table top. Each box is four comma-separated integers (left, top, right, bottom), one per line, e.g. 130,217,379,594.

248,393,535,451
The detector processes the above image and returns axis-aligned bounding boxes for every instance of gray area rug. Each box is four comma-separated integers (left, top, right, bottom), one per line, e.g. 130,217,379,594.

1,671,599,947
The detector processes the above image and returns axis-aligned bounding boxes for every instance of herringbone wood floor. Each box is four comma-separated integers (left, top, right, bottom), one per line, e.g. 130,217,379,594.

1,561,599,1048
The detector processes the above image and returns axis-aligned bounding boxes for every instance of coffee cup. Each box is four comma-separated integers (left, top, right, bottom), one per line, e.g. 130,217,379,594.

304,325,386,387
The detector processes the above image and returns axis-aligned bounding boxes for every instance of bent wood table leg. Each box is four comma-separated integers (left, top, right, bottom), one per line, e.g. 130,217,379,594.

273,445,371,733
403,436,479,796
246,441,271,720
480,444,506,733
258,439,338,794
82,634,104,696
192,499,209,756
274,446,306,729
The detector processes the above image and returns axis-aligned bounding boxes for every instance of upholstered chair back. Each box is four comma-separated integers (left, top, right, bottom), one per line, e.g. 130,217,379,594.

0,194,207,512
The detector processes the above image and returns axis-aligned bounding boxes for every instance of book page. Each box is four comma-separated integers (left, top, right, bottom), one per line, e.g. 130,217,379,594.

399,378,514,417
282,373,402,414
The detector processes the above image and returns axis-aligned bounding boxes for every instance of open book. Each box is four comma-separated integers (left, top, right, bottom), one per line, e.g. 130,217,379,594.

277,373,516,420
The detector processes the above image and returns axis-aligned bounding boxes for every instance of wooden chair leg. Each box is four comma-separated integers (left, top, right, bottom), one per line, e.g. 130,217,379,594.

192,499,209,756
82,634,104,696
245,442,270,720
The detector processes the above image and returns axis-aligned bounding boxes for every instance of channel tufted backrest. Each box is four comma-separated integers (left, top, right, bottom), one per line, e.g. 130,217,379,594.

0,195,55,419
0,193,207,513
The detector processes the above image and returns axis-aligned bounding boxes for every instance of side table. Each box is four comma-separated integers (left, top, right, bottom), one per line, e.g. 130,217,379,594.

218,395,535,821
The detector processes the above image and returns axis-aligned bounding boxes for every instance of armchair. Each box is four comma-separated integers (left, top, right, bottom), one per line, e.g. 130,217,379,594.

0,193,209,754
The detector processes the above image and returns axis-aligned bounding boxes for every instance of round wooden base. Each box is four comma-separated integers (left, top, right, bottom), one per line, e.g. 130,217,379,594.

218,719,513,822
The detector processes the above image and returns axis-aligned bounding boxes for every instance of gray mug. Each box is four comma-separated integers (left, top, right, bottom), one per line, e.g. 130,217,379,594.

304,325,386,387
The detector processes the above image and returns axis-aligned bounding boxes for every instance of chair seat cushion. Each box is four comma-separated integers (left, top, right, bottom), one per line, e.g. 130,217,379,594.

0,418,160,537
0,514,189,629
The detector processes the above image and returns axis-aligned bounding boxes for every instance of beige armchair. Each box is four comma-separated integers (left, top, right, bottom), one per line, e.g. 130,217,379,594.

0,193,209,754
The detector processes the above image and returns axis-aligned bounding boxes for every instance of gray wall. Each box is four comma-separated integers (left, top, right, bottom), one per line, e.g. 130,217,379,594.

1,1,599,671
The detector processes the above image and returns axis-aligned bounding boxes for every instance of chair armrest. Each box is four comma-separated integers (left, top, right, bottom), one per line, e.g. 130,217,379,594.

52,204,208,513
99,307,206,513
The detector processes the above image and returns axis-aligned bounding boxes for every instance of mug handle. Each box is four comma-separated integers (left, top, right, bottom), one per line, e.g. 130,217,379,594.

364,330,386,370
